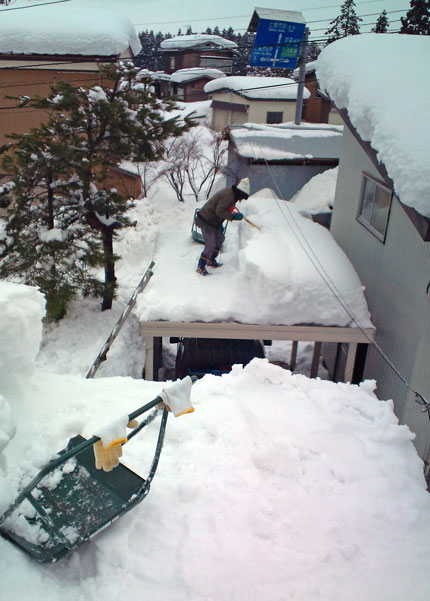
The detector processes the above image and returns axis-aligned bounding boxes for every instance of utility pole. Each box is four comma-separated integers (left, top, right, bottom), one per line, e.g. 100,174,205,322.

294,27,309,126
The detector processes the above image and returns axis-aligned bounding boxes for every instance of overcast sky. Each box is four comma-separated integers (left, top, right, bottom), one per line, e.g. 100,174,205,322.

5,0,412,41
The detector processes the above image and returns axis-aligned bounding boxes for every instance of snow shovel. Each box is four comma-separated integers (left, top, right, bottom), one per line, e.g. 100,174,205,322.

0,377,195,564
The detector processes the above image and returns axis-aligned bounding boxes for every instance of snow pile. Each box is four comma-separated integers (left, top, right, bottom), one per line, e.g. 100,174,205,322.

316,34,430,218
2,348,430,599
290,167,338,214
0,5,141,56
0,283,44,473
230,123,342,160
0,283,45,375
160,33,237,50
205,76,310,100
135,190,372,328
0,395,15,472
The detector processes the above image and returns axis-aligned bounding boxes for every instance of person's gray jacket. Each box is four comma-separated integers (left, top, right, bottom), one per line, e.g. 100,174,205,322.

197,187,237,228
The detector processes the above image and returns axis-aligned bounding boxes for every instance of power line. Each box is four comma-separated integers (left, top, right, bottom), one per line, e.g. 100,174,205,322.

236,128,428,412
0,0,71,11
133,0,400,27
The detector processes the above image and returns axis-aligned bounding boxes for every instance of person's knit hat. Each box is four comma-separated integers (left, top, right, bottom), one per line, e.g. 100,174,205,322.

236,178,250,196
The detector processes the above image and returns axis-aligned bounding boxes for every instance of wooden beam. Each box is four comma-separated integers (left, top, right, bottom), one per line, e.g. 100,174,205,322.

144,336,154,381
290,340,298,370
344,342,357,383
310,341,322,378
139,320,375,344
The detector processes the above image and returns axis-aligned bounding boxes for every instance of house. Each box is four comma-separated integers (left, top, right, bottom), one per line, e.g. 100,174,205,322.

0,5,141,145
317,34,430,471
292,61,343,125
159,33,237,75
153,67,225,102
204,75,311,131
226,122,342,200
0,5,142,196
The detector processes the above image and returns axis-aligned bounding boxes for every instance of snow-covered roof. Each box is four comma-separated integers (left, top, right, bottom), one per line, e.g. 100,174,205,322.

154,68,226,84
0,5,141,56
316,34,430,218
229,123,343,161
160,34,237,51
293,60,317,79
205,76,310,101
135,190,371,328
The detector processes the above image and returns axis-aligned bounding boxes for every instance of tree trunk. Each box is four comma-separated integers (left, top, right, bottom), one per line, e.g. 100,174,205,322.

85,210,117,311
101,226,116,311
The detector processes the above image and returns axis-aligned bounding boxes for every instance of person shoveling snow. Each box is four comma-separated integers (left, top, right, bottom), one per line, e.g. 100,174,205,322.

194,177,251,275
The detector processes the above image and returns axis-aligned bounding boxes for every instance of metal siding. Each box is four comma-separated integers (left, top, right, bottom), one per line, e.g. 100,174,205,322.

331,127,430,462
0,68,103,145
227,159,334,201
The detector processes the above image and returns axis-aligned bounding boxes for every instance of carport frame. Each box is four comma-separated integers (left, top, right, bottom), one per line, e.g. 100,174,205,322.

139,320,375,383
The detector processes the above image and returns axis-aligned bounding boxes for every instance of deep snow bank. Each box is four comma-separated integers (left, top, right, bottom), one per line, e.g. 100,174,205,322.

135,192,372,327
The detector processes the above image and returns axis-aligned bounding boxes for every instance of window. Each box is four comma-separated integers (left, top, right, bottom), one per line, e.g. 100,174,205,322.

357,173,392,241
169,57,175,70
200,56,233,74
267,111,283,124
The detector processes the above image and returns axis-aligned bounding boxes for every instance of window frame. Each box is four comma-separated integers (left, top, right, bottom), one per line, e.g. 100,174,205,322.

356,171,393,243
266,111,283,124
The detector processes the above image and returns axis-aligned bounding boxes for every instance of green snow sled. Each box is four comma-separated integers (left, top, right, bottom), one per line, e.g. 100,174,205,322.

191,208,228,244
0,394,171,564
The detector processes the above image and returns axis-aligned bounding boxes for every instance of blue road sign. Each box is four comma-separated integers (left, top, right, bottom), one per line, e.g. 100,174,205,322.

250,18,305,69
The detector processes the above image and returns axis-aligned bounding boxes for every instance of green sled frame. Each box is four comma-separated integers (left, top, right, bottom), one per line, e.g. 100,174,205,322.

0,395,169,563
191,208,228,244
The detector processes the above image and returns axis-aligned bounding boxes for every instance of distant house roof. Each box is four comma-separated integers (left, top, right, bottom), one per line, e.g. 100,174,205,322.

160,34,237,52
205,76,310,101
0,5,141,57
154,67,226,84
229,123,343,162
317,33,430,219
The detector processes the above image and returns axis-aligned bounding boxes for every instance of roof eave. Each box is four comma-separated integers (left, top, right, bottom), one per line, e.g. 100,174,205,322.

338,106,430,242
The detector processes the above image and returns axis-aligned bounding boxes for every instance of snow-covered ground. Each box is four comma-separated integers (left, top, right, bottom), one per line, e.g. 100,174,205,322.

1,106,430,600
2,281,430,601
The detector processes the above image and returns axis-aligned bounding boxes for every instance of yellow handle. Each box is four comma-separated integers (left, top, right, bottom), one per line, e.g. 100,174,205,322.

243,216,262,231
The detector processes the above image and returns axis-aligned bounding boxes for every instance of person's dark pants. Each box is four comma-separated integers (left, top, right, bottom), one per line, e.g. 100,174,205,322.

196,216,225,260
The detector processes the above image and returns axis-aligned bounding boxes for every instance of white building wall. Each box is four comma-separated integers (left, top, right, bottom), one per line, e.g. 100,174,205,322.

330,126,430,464
210,91,296,130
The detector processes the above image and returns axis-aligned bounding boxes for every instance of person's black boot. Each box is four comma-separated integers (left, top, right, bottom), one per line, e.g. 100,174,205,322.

197,255,210,276
209,249,222,267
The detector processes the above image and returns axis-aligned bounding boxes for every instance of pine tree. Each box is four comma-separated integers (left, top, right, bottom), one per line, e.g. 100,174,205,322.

372,10,389,32
1,64,193,315
307,40,322,61
325,0,363,44
233,31,256,75
222,27,236,41
0,128,103,320
400,0,430,34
